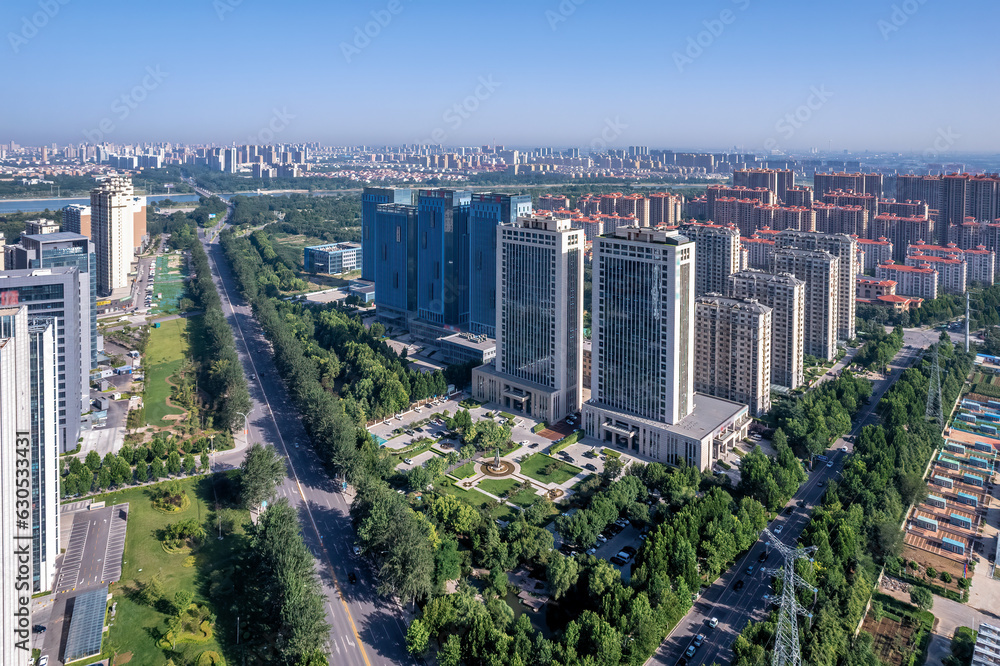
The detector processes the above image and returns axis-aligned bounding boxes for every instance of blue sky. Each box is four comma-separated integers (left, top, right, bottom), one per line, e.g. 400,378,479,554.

1,0,998,152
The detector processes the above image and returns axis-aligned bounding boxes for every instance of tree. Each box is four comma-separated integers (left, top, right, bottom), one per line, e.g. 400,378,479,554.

167,450,182,475
135,459,148,484
406,618,430,655
239,443,287,510
910,586,934,611
200,451,210,472
547,552,580,599
141,574,166,606
150,458,164,481
183,454,196,475
85,449,101,471
602,456,625,481
173,589,194,616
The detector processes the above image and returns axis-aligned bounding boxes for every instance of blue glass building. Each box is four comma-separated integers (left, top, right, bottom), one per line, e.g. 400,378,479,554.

468,193,532,337
417,189,471,327
362,187,411,282
373,204,418,324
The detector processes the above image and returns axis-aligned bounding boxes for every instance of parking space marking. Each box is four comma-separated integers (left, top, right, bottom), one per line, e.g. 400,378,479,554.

55,518,90,593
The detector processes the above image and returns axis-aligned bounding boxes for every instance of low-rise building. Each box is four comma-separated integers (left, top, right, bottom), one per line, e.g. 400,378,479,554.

303,242,363,274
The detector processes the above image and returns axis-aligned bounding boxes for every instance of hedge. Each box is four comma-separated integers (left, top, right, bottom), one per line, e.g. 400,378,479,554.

532,422,547,433
549,430,583,453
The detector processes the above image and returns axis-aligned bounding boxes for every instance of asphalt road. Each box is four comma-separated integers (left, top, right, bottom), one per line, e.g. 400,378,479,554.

647,338,933,666
198,212,414,666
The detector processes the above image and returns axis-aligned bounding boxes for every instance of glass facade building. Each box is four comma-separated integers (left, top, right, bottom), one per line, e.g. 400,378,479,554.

361,187,411,282
469,193,532,337
416,189,471,326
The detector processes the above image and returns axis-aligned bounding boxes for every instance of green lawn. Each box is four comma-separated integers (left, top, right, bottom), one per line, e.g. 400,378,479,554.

148,254,190,316
450,462,477,479
437,479,495,511
144,317,191,425
478,478,520,497
90,475,247,665
509,488,544,509
519,454,582,485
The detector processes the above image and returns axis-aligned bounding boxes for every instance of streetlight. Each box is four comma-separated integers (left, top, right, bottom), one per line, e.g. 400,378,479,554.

236,411,251,448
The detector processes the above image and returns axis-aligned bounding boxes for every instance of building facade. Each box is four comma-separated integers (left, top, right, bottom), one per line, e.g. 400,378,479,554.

416,189,472,327
472,214,583,423
681,222,742,296
90,177,135,295
303,242,362,274
468,192,532,337
361,187,411,282
774,248,838,360
876,261,939,300
372,203,418,327
775,230,856,342
728,269,806,389
694,295,772,416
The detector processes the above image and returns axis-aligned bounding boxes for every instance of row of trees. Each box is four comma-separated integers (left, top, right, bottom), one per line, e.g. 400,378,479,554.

854,323,904,372
736,429,808,511
171,223,252,430
734,339,975,666
771,372,872,456
228,193,362,243
62,447,209,497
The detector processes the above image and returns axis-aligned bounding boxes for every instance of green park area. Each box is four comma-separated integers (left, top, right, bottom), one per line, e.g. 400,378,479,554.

148,254,190,316
89,475,247,665
518,453,582,485
144,317,192,425
450,461,477,479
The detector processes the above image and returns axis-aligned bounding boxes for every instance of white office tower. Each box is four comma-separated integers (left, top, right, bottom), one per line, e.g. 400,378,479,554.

26,318,59,593
472,213,584,423
773,248,839,361
774,230,857,342
91,176,135,295
694,295,772,416
583,227,749,471
729,269,806,390
0,306,36,666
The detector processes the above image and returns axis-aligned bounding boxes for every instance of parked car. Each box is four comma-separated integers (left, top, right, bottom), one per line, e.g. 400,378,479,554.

610,555,626,566
693,634,706,647
352,544,361,555
585,463,597,471
774,524,783,534
708,617,719,628
403,458,413,465
622,546,638,556
685,646,697,658
734,579,744,590
596,534,608,543
615,550,631,562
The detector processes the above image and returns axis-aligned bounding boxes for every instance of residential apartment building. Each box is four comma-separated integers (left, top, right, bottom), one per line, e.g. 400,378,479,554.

871,213,936,262
784,185,814,208
905,252,967,294
90,176,138,295
743,234,775,270
814,171,883,198
649,192,683,226
729,269,806,389
681,222,742,296
752,205,815,232
468,192,532,337
775,230,856,342
908,240,995,287
876,261,939,300
582,227,749,471
856,237,893,272
61,204,91,237
694,295,772,416
821,189,877,221
733,167,794,202
774,248,838,360
472,214,583,423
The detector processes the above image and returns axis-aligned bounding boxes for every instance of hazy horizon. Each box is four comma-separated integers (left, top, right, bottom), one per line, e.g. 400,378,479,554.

2,0,998,153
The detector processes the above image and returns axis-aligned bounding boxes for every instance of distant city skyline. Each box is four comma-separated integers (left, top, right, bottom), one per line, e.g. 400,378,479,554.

2,0,998,151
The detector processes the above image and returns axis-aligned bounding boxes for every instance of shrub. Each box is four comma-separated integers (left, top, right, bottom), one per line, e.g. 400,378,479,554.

940,571,952,583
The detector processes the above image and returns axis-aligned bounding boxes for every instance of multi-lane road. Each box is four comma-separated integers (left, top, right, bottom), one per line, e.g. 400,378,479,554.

198,208,415,666
647,338,933,666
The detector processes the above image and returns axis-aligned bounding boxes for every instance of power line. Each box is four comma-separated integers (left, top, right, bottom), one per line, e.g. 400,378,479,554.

925,345,944,429
760,528,817,666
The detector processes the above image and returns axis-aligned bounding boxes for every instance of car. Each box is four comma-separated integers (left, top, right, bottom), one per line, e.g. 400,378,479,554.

610,555,626,566
693,633,706,647
639,533,648,541
818,480,825,487
746,565,754,575
784,506,794,515
840,446,848,452
622,546,638,556
758,551,768,562
586,547,597,555
734,579,744,590
348,572,358,584
293,442,299,448
797,499,805,507
250,374,256,380
827,461,834,468
32,625,45,633
529,442,539,448
616,550,631,561
352,545,361,555
678,659,688,666
403,458,413,465
815,454,828,462
585,463,597,471
708,617,719,628
38,657,48,666
774,524,783,534
596,534,608,543
685,646,697,658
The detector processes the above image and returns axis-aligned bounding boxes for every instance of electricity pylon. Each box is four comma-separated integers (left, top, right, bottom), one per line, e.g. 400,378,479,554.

760,529,817,666
926,345,944,428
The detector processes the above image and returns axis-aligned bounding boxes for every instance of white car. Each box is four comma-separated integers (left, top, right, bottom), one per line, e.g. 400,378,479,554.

708,617,719,628
403,458,413,465
774,524,783,534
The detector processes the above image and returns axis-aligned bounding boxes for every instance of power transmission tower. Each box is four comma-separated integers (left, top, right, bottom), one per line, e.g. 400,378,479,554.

760,529,817,666
926,345,944,428
965,292,971,354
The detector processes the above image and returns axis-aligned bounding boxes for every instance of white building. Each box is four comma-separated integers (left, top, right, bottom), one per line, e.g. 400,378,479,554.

582,227,749,471
472,213,584,424
91,176,135,295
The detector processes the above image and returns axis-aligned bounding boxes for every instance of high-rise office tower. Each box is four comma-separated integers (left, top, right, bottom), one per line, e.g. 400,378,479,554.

681,222,742,296
775,230,856,342
7,232,96,367
773,248,839,360
729,269,806,389
361,187,411,282
372,203,418,328
694,295,772,416
468,192,532,337
0,306,35,666
91,176,135,295
0,267,87,452
416,189,471,327
583,227,750,470
472,214,583,422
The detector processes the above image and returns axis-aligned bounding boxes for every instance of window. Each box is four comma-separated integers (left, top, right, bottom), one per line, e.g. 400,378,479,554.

396,226,401,243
